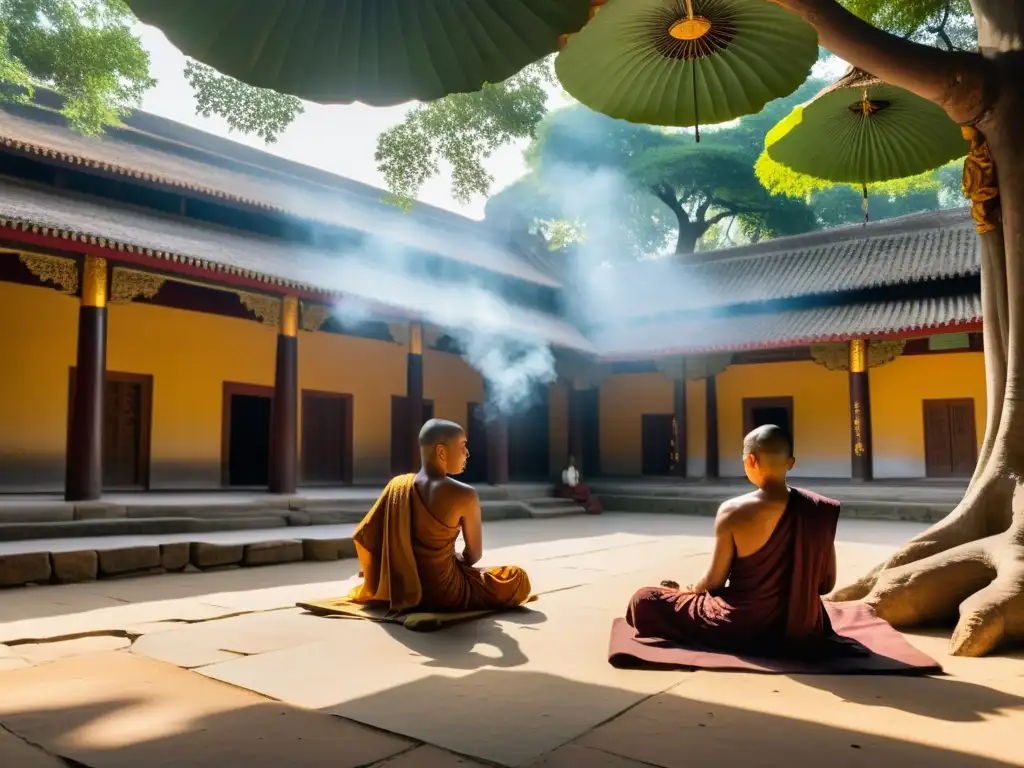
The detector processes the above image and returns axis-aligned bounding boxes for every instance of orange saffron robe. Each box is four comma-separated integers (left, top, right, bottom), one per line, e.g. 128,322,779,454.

347,474,532,612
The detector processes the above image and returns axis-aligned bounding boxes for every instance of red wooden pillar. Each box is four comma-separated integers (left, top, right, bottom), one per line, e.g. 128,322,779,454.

66,255,108,501
674,378,687,478
269,296,298,494
849,339,874,480
705,375,719,479
407,322,425,472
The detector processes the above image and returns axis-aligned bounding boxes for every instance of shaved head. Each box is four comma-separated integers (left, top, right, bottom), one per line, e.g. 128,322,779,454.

743,424,792,463
419,419,465,447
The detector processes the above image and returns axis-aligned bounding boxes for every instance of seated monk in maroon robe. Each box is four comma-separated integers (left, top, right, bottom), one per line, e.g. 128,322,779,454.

626,425,845,656
349,418,531,613
557,455,602,514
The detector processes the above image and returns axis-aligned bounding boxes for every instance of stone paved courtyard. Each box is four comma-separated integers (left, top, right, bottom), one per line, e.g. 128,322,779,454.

1,513,1021,767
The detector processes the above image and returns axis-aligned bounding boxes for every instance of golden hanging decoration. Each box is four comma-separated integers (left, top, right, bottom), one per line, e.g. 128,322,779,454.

17,252,78,295
810,339,906,371
109,267,166,304
300,301,331,332
961,125,999,235
236,291,281,327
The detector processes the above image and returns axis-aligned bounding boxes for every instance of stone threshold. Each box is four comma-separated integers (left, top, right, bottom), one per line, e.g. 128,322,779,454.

0,535,359,589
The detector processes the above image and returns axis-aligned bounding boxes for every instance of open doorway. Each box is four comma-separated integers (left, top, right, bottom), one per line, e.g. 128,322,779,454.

743,396,794,451
222,383,273,487
641,413,674,476
462,402,490,484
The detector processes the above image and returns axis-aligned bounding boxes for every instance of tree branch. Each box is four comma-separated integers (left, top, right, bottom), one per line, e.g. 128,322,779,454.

772,0,992,123
650,184,684,215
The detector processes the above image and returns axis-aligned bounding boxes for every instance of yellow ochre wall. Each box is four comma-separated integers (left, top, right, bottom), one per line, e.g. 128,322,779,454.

0,281,485,490
0,282,78,490
596,353,986,479
870,351,986,478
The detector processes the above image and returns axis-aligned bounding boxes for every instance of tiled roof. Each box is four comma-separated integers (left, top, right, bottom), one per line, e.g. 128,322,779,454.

600,208,978,321
0,178,592,352
595,294,982,359
0,99,558,288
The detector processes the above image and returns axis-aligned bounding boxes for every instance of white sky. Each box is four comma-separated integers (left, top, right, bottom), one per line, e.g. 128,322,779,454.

135,24,530,220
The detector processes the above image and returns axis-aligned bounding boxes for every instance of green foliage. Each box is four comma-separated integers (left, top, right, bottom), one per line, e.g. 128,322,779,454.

842,0,976,49
375,59,554,207
1,0,155,134
186,60,304,145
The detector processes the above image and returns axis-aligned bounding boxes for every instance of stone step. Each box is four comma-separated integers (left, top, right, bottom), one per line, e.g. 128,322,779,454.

525,497,581,509
0,515,290,542
599,495,953,523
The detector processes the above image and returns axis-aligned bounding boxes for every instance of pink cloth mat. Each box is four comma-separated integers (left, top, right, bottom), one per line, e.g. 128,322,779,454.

608,602,942,675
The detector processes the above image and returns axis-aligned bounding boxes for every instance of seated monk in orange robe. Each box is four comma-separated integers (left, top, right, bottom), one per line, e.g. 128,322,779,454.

626,425,845,656
348,418,531,613
557,455,602,514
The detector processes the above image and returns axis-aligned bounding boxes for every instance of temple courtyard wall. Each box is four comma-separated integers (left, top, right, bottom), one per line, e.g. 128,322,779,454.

0,278,986,493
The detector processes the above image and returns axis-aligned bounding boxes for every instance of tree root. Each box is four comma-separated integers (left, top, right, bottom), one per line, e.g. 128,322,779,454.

830,476,1015,602
857,531,1024,657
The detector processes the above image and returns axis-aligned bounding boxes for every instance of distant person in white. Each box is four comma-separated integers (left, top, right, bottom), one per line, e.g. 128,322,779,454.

562,456,580,488
557,455,602,514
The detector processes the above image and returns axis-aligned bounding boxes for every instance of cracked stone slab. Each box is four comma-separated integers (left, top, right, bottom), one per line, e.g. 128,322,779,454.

197,605,684,767
576,670,1024,767
13,635,132,665
371,745,490,766
525,744,652,767
0,727,67,767
0,652,412,767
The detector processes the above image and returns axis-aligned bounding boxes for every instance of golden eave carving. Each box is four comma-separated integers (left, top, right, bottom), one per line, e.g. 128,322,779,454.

110,267,166,304
237,291,280,327
300,301,331,332
810,339,906,371
16,251,78,294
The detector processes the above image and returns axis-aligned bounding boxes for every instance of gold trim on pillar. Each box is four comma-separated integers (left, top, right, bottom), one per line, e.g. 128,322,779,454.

409,322,424,355
280,295,299,337
81,255,108,308
849,339,867,374
17,252,79,294
109,267,166,304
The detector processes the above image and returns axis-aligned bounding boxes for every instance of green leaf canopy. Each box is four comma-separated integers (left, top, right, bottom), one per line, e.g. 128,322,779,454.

764,68,968,185
125,0,592,105
554,0,818,128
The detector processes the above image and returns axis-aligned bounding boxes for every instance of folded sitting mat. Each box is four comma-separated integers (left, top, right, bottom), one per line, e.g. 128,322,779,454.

608,602,942,675
296,594,540,632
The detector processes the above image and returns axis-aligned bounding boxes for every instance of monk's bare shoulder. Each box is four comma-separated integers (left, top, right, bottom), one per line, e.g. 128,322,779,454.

434,476,479,510
716,491,765,526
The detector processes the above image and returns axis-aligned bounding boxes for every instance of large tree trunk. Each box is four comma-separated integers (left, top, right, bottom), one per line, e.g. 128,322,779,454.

780,0,1024,656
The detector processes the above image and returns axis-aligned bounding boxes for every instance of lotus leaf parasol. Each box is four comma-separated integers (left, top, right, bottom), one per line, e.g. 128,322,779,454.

765,68,968,188
554,0,819,136
126,0,594,105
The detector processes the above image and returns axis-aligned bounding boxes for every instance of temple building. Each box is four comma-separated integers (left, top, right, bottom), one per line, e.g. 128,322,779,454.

0,93,983,501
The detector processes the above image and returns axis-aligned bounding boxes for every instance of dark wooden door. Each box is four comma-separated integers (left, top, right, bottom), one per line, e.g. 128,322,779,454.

390,396,434,475
743,396,794,451
103,380,144,488
462,402,490,483
641,414,674,476
924,399,977,478
68,370,152,490
301,392,353,484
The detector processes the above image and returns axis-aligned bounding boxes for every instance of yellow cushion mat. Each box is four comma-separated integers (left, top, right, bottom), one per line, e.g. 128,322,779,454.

296,594,540,632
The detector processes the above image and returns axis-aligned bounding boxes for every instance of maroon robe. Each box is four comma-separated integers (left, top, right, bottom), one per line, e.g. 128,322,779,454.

626,488,840,654
557,482,603,514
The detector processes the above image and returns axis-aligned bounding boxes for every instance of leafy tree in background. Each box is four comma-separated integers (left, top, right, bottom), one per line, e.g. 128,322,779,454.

0,0,302,140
